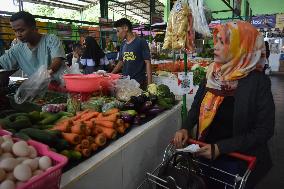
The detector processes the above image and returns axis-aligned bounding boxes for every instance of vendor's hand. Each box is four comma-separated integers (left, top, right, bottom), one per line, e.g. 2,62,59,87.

48,69,54,75
195,144,220,160
173,129,189,149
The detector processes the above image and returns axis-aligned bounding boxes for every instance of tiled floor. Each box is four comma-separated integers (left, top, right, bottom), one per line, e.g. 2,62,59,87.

256,74,284,189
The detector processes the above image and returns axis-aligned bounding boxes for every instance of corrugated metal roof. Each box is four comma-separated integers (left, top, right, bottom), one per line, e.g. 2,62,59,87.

22,0,164,23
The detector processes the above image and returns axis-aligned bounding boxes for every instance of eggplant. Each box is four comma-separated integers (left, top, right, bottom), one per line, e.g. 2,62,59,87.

139,101,153,113
139,114,146,119
149,95,158,104
120,114,134,123
147,107,164,116
133,115,142,125
123,102,135,110
136,94,149,104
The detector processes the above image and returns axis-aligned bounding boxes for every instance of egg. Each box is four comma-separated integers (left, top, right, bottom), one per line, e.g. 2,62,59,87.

28,146,37,158
1,141,13,153
0,137,4,145
32,170,43,176
12,141,29,157
22,159,38,171
15,157,29,164
5,173,16,181
38,156,52,170
0,168,6,182
0,179,15,189
2,135,12,143
13,164,32,182
0,158,18,171
0,153,13,161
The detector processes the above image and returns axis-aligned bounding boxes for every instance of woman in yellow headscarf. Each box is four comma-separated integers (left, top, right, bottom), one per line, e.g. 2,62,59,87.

173,21,274,188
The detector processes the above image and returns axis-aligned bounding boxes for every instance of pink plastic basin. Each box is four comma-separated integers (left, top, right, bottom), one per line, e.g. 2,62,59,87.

63,74,104,93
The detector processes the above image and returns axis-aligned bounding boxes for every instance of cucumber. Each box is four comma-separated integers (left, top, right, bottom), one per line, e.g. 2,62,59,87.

14,132,31,141
9,119,32,131
39,114,61,125
54,139,70,152
21,128,57,146
33,124,54,130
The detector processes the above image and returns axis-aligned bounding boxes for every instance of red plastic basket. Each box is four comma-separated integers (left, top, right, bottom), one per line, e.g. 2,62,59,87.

0,129,68,189
63,74,104,93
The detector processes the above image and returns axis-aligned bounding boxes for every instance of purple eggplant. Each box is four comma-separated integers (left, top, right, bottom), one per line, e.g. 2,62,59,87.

123,102,135,110
139,101,153,113
120,114,134,123
147,107,164,116
133,115,142,125
139,113,146,119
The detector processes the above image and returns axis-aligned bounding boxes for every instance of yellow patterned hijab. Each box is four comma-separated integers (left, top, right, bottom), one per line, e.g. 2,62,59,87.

198,21,266,140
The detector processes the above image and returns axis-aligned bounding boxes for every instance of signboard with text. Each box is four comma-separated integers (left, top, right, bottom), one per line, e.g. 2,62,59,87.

251,15,276,28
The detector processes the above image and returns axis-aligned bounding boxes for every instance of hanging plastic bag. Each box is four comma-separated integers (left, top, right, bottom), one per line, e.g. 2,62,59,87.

188,0,211,37
163,0,190,50
14,64,51,104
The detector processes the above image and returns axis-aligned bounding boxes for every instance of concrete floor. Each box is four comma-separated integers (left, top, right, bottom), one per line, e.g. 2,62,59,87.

256,73,284,189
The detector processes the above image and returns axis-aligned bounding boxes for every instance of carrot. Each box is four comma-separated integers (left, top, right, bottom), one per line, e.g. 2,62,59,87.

51,119,71,132
97,113,103,118
94,120,115,129
96,126,117,139
72,120,84,125
82,148,91,157
72,110,90,121
124,123,130,129
84,121,94,129
71,124,86,134
94,133,107,146
81,139,90,148
94,114,117,122
116,126,126,134
75,144,83,152
92,127,103,135
116,119,124,127
91,143,99,152
103,108,119,116
86,136,94,144
80,112,100,122
62,133,81,145
85,127,91,136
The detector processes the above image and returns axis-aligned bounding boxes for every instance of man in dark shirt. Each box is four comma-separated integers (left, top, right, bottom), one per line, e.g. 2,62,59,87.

112,18,152,87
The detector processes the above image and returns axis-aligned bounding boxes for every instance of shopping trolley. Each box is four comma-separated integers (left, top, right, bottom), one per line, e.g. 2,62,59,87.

137,139,256,189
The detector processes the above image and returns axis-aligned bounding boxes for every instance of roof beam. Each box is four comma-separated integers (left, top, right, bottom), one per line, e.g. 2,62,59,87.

23,0,81,10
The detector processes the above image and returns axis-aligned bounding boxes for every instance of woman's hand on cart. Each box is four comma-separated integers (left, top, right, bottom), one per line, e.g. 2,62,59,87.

195,144,220,160
173,129,220,160
173,129,189,148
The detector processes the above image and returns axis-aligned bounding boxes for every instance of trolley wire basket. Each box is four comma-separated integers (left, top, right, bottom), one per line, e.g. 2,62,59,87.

138,139,256,189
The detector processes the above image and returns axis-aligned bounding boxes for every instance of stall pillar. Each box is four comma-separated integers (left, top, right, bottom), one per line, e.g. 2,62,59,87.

100,0,108,49
182,53,188,123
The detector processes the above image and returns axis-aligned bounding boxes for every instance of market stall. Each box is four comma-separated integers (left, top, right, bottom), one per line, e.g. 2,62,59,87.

60,102,181,189
0,68,180,189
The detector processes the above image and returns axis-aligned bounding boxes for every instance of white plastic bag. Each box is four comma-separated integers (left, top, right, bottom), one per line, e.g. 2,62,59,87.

14,64,51,104
188,0,211,37
114,76,143,102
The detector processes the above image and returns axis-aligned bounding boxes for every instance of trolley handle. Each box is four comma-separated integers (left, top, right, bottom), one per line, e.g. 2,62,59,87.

188,139,256,171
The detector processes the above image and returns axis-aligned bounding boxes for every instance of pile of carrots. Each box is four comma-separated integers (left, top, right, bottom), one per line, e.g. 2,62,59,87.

51,108,130,157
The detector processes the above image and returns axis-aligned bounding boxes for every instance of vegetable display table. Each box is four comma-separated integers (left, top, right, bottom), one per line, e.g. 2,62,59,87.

60,102,182,189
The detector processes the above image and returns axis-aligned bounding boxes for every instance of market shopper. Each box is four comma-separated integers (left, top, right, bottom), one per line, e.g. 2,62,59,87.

111,18,152,88
173,21,274,188
0,11,66,79
80,36,109,74
66,43,82,67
